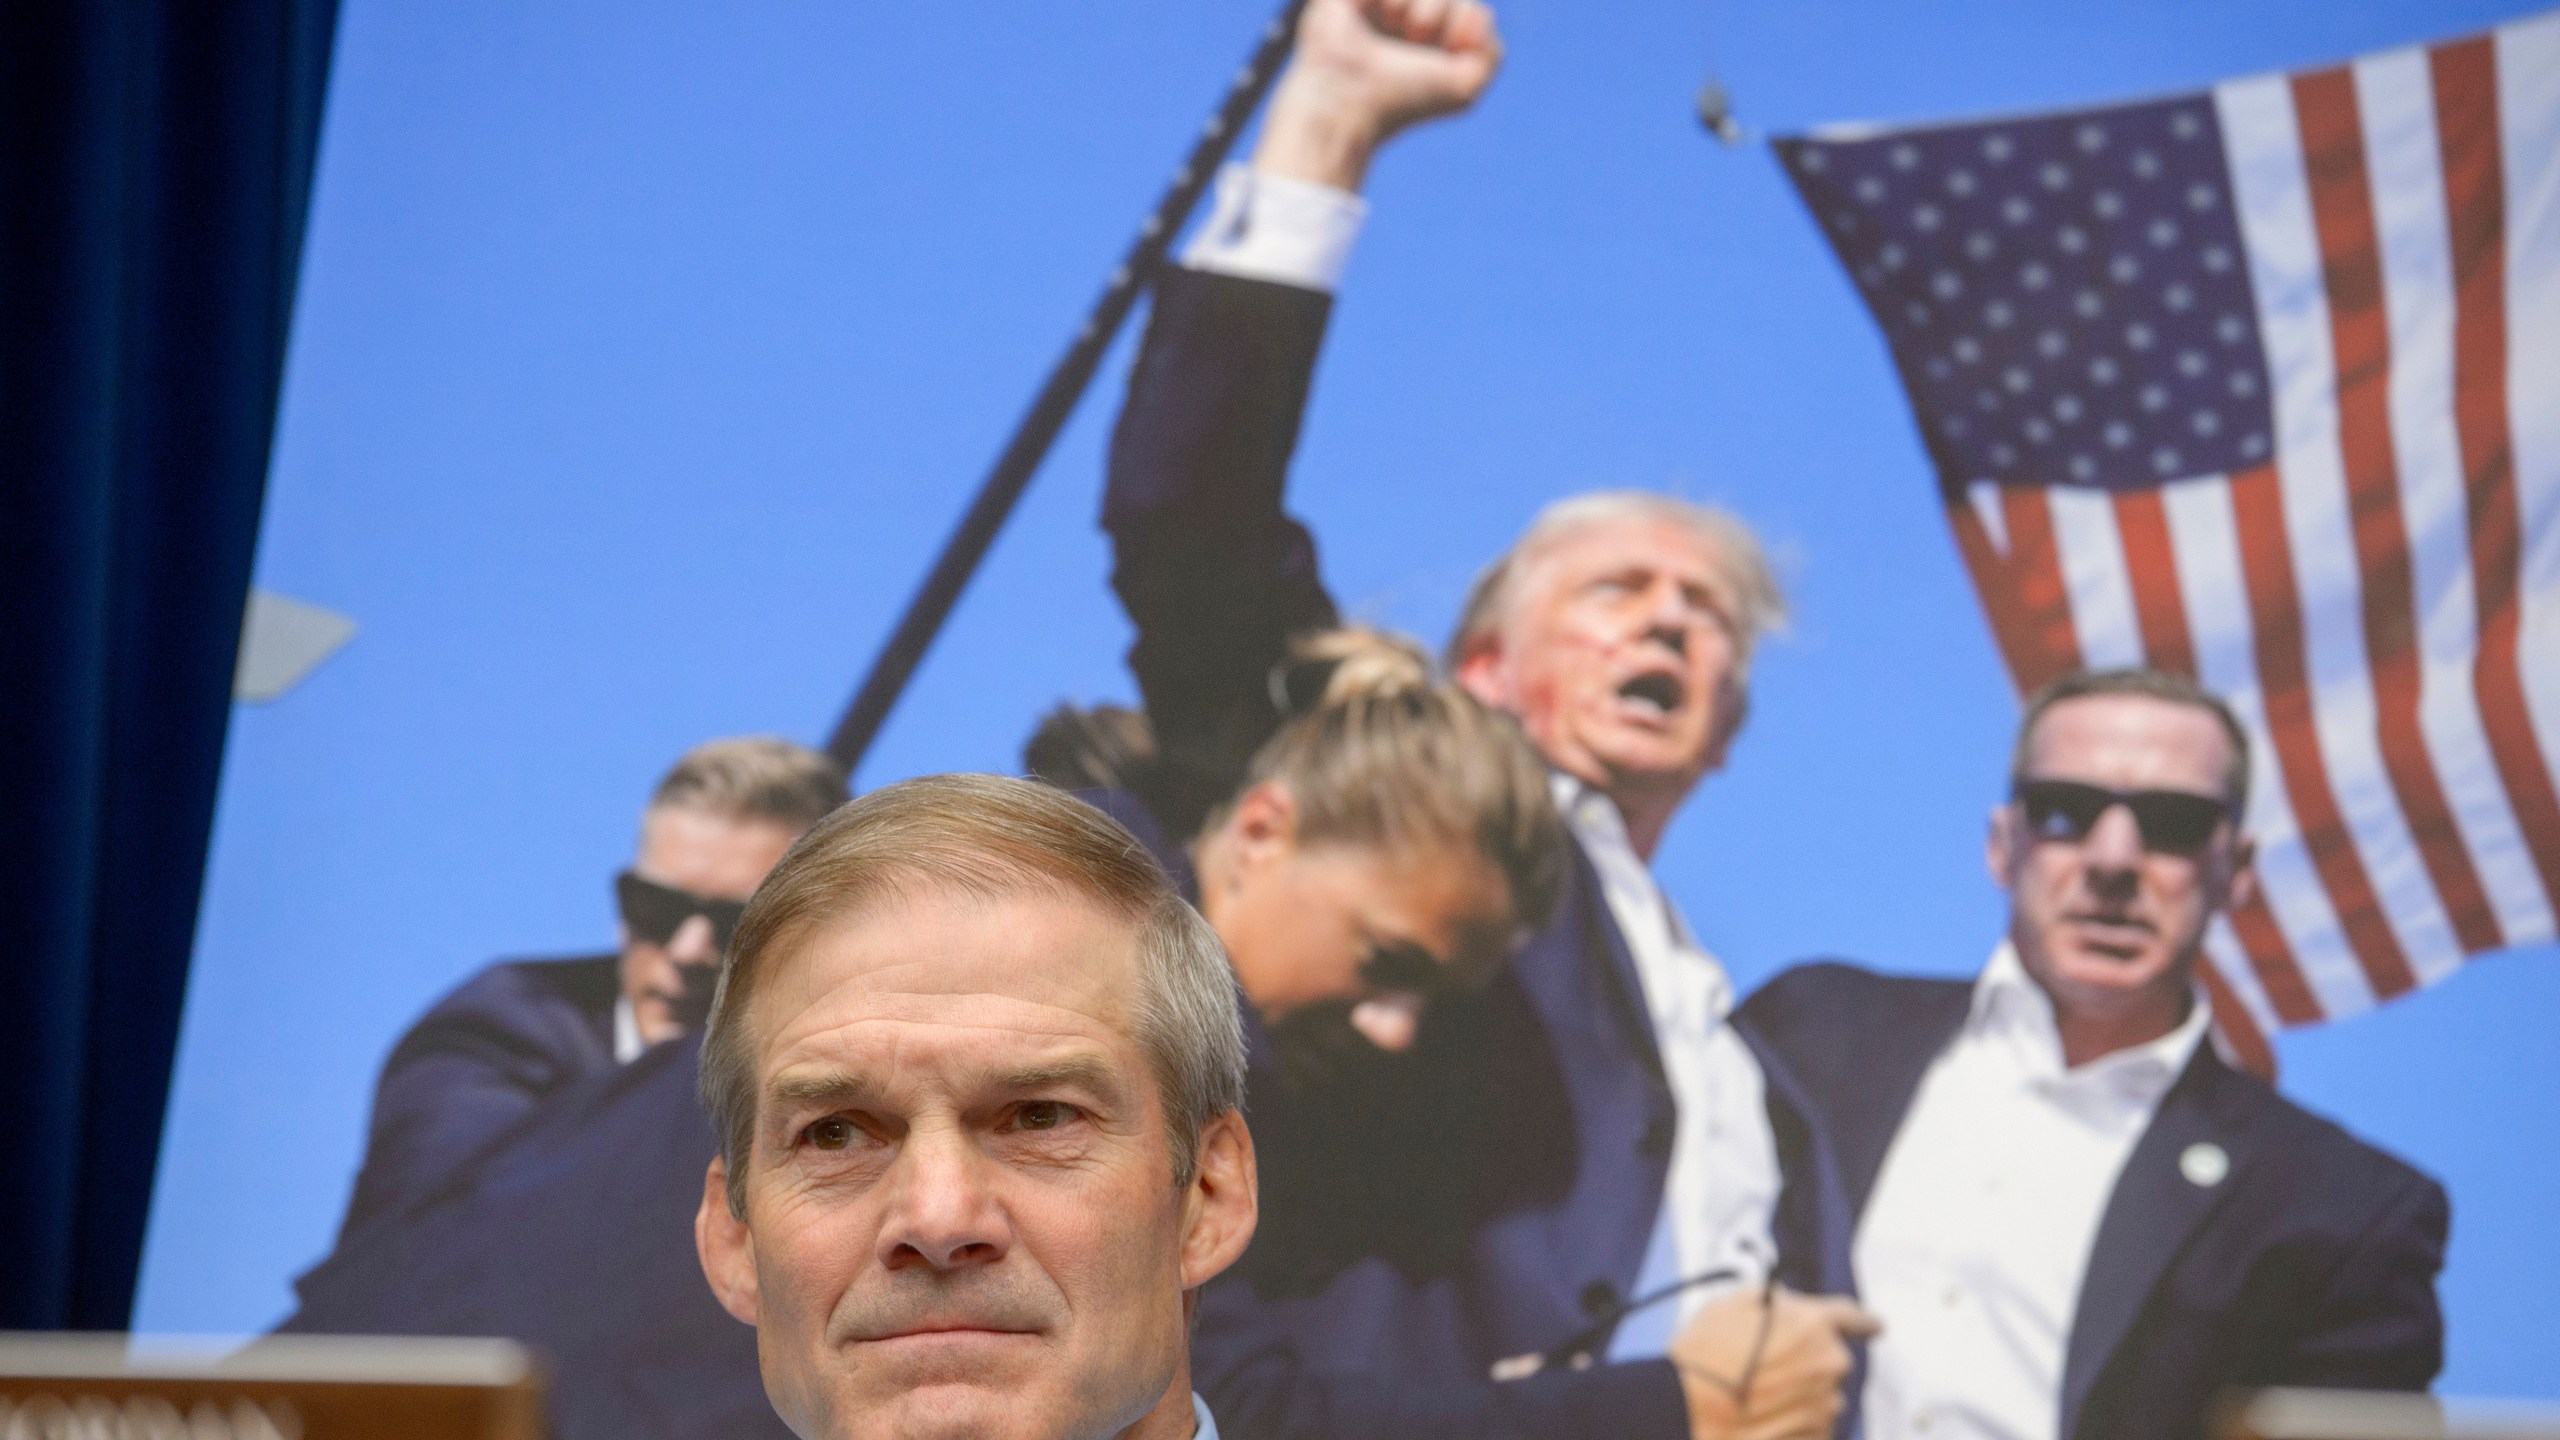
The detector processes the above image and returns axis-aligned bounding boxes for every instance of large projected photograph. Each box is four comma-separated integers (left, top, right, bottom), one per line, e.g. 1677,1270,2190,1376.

12,3,2558,1440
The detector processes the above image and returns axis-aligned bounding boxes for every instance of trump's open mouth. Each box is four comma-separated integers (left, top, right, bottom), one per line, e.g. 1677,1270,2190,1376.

1616,671,1685,719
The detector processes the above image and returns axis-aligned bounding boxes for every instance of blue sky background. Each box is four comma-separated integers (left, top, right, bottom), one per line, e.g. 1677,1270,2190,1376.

138,0,2556,1394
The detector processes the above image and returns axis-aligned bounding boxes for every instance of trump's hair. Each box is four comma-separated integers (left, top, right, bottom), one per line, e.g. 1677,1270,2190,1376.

1445,490,1787,678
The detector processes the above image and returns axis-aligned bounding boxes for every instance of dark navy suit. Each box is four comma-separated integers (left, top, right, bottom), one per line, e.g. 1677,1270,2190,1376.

1739,962,2448,1440
1108,266,1858,1440
335,953,621,1238
285,1031,786,1440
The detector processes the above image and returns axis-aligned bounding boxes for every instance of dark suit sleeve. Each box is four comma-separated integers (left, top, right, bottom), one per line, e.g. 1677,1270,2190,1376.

1105,265,1341,838
1203,1330,1689,1440
2264,1167,2449,1389
287,1035,790,1440
338,962,612,1237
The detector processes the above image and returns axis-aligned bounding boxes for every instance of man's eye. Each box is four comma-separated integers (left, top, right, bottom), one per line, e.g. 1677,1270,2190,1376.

1015,1101,1074,1132
806,1117,856,1151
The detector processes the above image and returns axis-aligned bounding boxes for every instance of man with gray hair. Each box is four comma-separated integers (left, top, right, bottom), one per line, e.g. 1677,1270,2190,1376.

692,773,1260,1440
1106,2,1871,1437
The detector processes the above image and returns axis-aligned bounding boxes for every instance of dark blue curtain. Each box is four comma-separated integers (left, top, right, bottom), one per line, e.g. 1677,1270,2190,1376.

0,1,340,1329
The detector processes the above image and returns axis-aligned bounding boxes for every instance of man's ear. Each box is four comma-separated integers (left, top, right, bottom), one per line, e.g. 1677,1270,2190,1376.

1986,802,2020,891
1453,635,1507,709
1228,782,1299,865
2223,835,2259,915
1178,1110,1258,1293
696,1156,761,1325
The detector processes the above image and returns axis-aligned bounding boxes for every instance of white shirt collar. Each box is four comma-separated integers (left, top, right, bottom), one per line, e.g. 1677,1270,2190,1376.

1191,1392,1220,1440
1550,769,1615,837
1969,941,2208,1109
1552,772,1681,938
612,992,643,1065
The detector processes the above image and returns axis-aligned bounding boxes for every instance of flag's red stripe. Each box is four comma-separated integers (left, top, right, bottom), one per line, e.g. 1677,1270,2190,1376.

2229,885,2324,1023
2434,36,2560,914
2227,463,2422,999
2112,489,2200,677
2113,484,2323,1022
1944,491,2080,690
2295,67,2507,952
2197,954,2279,1078
1999,486,2082,691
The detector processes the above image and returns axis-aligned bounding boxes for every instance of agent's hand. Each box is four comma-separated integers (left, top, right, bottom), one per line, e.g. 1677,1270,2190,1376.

1253,0,1503,191
1668,1287,1878,1440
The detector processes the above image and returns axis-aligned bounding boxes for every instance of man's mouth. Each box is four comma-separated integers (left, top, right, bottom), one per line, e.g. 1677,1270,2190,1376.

2065,913,2154,957
1615,672,1686,720
853,1319,1041,1346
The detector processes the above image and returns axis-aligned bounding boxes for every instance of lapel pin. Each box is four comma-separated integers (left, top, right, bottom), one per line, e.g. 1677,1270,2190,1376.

2180,1141,2231,1188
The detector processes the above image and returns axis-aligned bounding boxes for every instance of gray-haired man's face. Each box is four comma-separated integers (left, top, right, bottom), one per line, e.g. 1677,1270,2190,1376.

1459,518,1747,806
692,884,1257,1440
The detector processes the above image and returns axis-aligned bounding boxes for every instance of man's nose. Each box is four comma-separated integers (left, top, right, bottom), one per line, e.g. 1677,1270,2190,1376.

1637,584,1691,656
2080,803,2147,880
878,1130,1010,1273
665,914,719,966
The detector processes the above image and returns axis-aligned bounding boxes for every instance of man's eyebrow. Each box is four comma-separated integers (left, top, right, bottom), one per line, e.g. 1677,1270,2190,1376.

991,1056,1127,1105
763,1057,1130,1112
767,1070,881,1111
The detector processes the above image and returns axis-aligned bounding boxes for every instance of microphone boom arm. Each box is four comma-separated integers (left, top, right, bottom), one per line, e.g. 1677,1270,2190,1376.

824,0,1312,775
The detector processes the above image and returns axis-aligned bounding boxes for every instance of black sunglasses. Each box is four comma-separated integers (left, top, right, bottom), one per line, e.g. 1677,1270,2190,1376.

1357,941,1462,999
2012,778,2233,857
614,870,748,952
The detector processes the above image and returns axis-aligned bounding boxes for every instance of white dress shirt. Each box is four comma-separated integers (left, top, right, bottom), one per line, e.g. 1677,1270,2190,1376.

1856,943,2209,1440
612,993,644,1065
1180,163,1368,292
1553,776,1782,1360
1182,172,1784,1354
1193,1391,1220,1440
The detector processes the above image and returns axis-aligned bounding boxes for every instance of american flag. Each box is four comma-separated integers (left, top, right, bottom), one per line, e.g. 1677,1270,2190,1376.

1776,11,2560,1071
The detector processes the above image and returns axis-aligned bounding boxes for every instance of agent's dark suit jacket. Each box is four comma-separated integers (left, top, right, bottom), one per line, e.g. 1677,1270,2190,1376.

285,1031,785,1440
336,953,621,1238
1108,266,1858,1440
1739,962,2448,1440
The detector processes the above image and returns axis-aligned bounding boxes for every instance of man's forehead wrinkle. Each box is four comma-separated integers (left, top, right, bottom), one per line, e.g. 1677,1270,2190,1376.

2033,696,2231,790
1509,529,1742,642
762,1012,1133,1103
747,921,1142,1045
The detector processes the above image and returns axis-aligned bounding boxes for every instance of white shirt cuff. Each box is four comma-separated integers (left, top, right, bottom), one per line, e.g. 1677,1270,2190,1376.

1179,163,1368,293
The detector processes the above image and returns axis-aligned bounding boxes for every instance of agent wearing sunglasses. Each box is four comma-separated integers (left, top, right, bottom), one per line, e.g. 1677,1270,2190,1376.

1739,668,2446,1440
322,735,845,1243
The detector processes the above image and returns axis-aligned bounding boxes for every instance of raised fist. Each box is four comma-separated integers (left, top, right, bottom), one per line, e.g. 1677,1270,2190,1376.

1254,0,1504,190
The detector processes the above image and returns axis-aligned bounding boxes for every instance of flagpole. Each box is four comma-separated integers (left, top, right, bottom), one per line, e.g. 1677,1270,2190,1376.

824,0,1310,776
